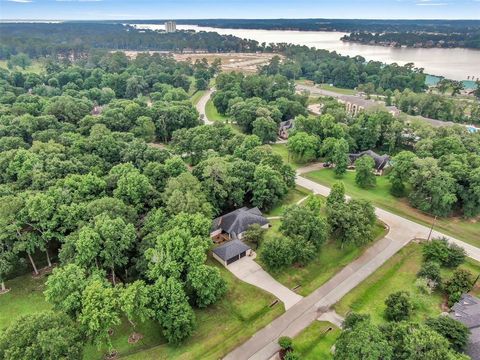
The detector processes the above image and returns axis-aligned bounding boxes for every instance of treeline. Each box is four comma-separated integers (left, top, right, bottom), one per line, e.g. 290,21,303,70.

211,71,308,143
342,31,480,49
130,19,480,34
260,51,427,92
285,107,480,218
393,89,480,124
0,22,263,60
0,53,296,358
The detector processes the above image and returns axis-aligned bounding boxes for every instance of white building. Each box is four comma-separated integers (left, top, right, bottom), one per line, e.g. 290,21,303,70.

165,21,176,33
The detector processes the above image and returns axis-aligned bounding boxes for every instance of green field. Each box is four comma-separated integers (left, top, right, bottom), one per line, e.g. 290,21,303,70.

319,84,357,95
335,242,480,324
270,143,307,170
190,90,206,105
0,60,44,74
1,258,283,360
264,186,310,217
205,99,228,122
293,321,340,360
259,220,388,296
305,169,480,247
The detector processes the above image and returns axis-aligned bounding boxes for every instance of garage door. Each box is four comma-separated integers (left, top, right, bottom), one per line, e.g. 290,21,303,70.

239,251,246,258
227,255,240,265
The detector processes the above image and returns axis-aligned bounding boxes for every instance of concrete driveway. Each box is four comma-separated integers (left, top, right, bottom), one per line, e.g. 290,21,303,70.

227,254,303,310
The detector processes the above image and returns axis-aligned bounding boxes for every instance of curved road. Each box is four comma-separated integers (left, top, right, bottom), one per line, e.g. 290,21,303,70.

197,91,480,360
224,168,480,360
195,88,214,125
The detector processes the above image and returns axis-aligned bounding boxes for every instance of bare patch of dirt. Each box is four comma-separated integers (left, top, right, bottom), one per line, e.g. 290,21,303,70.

128,332,144,344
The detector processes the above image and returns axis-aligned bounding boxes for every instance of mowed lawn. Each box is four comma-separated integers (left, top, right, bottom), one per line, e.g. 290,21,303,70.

304,169,480,247
293,321,341,360
205,99,228,122
270,143,309,170
335,242,480,324
257,219,388,297
1,259,283,360
190,90,206,106
264,186,310,217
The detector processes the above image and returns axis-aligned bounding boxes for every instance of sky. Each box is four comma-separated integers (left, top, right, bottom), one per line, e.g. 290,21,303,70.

1,0,479,20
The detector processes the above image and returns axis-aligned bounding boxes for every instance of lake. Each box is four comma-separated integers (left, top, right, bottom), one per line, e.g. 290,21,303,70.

133,24,480,81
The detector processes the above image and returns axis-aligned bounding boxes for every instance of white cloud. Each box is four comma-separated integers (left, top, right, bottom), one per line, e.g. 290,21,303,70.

6,0,33,3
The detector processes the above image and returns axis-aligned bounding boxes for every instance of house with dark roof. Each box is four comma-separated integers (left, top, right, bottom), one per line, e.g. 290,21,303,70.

210,207,269,242
450,294,480,359
348,150,391,173
213,240,252,266
278,119,294,140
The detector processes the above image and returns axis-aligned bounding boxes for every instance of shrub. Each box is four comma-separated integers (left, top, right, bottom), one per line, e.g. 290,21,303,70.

343,312,371,330
283,351,300,360
278,336,293,350
417,261,442,286
415,277,433,295
444,269,474,306
261,237,294,270
423,238,466,268
385,291,413,322
426,316,470,352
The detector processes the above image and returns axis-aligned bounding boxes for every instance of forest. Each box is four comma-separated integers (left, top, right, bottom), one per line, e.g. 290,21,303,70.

342,31,480,49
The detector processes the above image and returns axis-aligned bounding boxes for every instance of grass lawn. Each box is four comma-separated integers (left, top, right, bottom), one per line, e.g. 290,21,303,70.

293,321,340,360
334,242,480,324
1,259,283,360
270,143,307,170
0,274,52,332
264,186,311,217
123,258,283,360
259,220,388,296
319,84,357,96
0,60,44,74
304,169,480,247
190,90,206,106
205,99,228,122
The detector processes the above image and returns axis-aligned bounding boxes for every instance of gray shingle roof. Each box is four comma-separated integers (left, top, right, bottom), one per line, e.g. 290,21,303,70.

211,207,268,237
349,150,390,171
450,294,480,360
213,240,251,261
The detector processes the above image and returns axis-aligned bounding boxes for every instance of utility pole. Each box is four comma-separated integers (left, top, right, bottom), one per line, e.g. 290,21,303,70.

427,215,437,241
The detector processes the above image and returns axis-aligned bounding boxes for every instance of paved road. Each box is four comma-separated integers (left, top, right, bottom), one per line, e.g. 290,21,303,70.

195,88,214,125
228,255,303,310
296,83,456,128
224,170,480,360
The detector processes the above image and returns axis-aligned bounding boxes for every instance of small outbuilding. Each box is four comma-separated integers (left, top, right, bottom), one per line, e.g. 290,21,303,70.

212,240,252,266
450,294,480,360
278,119,295,140
210,207,269,243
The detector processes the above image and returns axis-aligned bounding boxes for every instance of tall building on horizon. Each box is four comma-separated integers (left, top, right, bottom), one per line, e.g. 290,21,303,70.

165,20,176,33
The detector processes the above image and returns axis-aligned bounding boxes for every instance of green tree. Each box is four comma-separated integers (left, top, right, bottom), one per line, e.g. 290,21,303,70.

334,319,392,360
417,261,442,285
113,171,153,208
355,156,376,188
150,277,196,344
261,237,295,269
163,172,213,218
251,165,289,210
252,117,278,144
326,182,346,208
384,291,413,322
0,312,83,360
280,200,329,249
44,264,88,319
422,238,466,268
327,199,377,247
287,131,319,163
7,53,31,70
243,223,267,250
425,316,470,352
444,269,474,306
120,280,154,334
187,264,227,308
79,279,121,353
